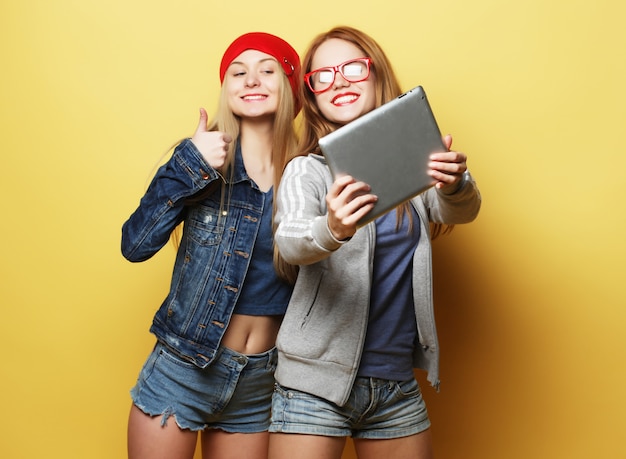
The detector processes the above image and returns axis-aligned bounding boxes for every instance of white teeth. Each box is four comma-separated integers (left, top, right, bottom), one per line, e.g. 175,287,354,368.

243,95,266,101
333,94,357,105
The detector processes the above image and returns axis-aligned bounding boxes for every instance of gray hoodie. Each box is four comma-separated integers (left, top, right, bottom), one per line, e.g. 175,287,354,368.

274,153,481,406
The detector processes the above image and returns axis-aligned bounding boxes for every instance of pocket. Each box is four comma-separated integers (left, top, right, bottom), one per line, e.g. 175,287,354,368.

266,348,278,373
156,343,199,370
136,343,161,383
292,270,322,330
186,203,224,246
392,378,421,399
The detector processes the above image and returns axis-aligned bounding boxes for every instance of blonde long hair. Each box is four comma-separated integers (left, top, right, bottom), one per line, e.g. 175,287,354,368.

174,69,299,284
294,26,452,243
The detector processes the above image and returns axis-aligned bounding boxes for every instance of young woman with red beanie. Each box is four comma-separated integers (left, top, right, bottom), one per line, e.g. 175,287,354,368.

122,32,300,459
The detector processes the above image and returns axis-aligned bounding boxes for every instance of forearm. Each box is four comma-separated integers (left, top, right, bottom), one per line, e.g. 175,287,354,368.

121,139,221,261
424,171,482,224
274,157,344,265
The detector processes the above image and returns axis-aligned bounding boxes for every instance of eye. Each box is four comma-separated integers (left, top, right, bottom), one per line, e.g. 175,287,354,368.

260,61,280,75
229,64,247,77
343,63,364,77
317,70,334,83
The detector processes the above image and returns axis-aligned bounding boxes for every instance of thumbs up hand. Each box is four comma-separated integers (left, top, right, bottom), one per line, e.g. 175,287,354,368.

191,108,232,171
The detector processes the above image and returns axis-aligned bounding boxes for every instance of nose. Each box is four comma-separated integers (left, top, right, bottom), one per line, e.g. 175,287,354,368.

332,70,349,89
245,73,260,87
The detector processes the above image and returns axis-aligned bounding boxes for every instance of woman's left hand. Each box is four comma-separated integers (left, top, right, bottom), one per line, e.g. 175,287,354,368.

428,134,467,192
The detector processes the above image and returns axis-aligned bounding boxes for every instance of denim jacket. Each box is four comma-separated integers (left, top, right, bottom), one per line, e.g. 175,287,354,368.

121,138,269,368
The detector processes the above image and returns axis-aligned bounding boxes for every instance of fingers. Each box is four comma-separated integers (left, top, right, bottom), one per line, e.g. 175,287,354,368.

327,176,377,239
428,156,467,190
193,108,232,145
428,151,467,170
328,175,358,197
328,176,373,205
189,108,234,170
442,134,453,151
427,136,468,190
195,107,209,135
429,133,465,168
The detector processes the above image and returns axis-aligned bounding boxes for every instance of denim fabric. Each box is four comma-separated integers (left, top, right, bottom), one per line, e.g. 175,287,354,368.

270,377,430,439
122,139,269,367
131,343,278,432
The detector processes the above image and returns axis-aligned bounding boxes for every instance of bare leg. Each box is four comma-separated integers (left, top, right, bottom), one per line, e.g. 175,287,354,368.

201,430,270,459
127,404,198,459
353,429,433,459
268,433,346,459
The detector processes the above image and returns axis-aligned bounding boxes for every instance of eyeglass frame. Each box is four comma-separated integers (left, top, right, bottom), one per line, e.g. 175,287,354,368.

304,57,372,94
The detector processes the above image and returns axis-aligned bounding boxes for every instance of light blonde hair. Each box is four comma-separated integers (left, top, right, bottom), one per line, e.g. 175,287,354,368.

175,67,299,283
295,26,452,244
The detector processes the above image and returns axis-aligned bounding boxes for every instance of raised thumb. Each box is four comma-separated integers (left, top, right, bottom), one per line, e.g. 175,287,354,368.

194,107,209,134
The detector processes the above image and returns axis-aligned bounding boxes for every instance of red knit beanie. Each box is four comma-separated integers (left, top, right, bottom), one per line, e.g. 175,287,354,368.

219,32,301,109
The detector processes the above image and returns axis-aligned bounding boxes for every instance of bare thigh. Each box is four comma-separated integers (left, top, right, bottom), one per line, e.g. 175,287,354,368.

268,433,346,459
127,404,198,459
353,429,433,459
201,430,270,459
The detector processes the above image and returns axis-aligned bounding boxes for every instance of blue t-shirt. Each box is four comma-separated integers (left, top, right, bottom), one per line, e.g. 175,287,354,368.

234,189,292,315
357,207,421,380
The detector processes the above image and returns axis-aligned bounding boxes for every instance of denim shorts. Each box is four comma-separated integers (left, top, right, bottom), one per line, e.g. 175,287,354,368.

130,342,277,432
269,377,430,439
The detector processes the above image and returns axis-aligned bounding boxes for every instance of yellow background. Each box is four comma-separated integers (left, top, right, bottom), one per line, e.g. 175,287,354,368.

1,0,624,458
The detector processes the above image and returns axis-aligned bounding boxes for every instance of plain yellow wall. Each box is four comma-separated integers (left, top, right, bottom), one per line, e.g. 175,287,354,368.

1,0,624,458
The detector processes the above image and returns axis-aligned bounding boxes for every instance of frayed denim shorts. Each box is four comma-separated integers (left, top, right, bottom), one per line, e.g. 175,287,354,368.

130,342,277,432
269,377,430,439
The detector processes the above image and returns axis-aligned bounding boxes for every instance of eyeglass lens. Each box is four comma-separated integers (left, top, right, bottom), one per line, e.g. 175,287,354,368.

308,59,369,92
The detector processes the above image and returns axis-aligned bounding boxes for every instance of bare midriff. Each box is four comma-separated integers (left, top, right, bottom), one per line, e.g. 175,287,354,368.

219,313,283,355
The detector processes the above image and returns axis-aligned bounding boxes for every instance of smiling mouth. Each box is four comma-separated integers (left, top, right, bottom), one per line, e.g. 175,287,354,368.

332,93,358,105
242,94,268,101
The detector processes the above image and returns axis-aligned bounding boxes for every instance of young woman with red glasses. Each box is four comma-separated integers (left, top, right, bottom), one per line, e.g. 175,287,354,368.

269,26,481,459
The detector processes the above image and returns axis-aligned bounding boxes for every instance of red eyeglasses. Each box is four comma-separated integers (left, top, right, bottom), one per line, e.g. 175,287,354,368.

304,57,372,94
